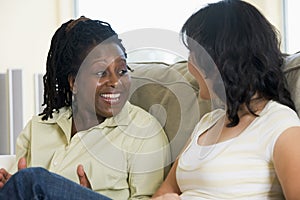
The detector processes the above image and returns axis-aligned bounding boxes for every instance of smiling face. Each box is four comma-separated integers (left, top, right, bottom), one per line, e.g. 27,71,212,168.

70,42,131,123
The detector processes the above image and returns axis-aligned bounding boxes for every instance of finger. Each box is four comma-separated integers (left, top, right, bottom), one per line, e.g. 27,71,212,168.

77,164,85,178
77,165,87,186
0,169,9,188
0,172,5,182
0,168,9,179
77,165,91,188
0,181,4,189
18,157,27,171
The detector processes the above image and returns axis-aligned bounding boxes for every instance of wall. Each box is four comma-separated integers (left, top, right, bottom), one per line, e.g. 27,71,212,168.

0,0,74,125
244,0,285,50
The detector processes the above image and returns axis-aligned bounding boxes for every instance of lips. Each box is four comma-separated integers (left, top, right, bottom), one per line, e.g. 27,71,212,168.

100,93,121,104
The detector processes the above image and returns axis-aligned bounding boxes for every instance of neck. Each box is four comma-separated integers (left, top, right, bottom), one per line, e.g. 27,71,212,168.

71,109,105,137
238,97,268,117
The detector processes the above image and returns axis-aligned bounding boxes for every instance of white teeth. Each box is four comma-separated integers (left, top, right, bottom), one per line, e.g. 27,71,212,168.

101,93,120,98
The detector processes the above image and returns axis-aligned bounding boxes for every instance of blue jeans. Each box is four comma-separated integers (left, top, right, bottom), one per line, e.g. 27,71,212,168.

0,167,111,200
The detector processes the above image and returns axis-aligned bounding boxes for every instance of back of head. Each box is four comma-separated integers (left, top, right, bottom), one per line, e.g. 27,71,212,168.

40,16,126,120
181,0,295,126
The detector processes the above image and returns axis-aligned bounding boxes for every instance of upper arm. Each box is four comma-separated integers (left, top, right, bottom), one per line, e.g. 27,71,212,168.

273,126,300,199
16,120,32,158
8,120,32,173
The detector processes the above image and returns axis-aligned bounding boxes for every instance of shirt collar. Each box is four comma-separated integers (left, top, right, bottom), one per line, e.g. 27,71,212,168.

98,101,131,128
38,102,131,128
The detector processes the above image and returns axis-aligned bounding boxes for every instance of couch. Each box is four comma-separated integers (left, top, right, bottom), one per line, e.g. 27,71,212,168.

283,52,300,116
1,52,300,170
0,155,15,169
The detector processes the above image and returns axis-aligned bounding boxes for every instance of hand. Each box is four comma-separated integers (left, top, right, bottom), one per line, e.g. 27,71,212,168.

77,164,92,189
151,193,181,200
0,157,27,188
0,168,9,188
17,157,27,171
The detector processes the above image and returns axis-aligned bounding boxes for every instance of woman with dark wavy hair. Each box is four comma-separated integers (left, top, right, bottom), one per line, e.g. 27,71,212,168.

153,0,300,199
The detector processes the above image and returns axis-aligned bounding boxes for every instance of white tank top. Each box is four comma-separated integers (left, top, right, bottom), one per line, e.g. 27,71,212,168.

177,100,300,199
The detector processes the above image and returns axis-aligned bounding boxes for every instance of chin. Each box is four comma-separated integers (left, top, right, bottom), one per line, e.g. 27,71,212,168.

103,108,123,118
96,101,125,118
199,92,212,100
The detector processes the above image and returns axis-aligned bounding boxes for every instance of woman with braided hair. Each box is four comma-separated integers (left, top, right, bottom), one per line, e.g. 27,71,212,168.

0,16,170,200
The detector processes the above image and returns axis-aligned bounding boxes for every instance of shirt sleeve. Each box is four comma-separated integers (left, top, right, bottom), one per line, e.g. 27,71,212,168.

127,122,171,199
8,119,32,173
265,106,300,161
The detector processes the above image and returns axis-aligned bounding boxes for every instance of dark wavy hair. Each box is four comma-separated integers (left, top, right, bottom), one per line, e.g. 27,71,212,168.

40,16,127,120
181,0,295,127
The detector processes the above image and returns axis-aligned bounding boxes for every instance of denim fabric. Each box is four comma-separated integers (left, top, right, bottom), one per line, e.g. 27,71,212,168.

0,167,111,200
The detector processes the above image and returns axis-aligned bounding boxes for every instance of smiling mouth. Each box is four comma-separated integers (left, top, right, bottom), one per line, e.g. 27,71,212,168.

100,93,121,104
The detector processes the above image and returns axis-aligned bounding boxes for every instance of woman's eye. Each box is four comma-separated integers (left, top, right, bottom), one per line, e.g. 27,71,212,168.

119,69,128,76
96,71,106,77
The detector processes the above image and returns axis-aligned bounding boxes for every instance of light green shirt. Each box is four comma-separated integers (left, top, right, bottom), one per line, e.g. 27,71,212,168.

10,102,170,200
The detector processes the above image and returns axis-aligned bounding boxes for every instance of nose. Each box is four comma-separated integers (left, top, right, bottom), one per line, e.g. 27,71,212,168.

107,73,119,87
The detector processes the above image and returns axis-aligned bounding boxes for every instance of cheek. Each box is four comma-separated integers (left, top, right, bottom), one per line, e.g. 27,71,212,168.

188,62,203,79
188,63,204,85
187,62,196,75
77,79,99,98
199,79,211,100
120,76,131,90
188,63,212,99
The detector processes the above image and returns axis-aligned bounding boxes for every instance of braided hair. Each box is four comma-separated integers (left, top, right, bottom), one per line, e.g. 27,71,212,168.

40,16,127,120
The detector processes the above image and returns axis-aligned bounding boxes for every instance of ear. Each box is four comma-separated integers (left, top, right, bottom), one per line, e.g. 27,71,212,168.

68,74,77,94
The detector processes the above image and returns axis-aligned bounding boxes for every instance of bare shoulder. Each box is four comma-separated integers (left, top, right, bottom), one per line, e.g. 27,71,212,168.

273,126,300,199
274,126,300,153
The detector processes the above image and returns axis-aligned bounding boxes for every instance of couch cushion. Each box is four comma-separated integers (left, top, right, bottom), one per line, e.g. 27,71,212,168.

0,155,16,170
283,53,300,117
128,61,211,161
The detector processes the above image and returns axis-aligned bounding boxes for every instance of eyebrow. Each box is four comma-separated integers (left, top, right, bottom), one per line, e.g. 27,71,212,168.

91,56,126,63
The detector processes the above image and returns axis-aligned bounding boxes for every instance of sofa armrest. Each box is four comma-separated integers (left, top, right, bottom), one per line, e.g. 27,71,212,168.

0,155,16,170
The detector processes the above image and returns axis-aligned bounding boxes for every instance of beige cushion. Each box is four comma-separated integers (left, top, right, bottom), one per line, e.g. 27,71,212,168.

283,53,300,117
128,61,211,161
0,155,16,170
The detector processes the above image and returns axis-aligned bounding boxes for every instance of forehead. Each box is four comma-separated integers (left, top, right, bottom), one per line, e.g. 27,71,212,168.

87,42,125,60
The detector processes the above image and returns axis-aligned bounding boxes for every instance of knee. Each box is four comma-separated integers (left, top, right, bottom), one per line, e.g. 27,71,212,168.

14,167,49,181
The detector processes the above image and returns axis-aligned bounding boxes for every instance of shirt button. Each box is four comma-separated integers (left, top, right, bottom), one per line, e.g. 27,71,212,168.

53,161,58,166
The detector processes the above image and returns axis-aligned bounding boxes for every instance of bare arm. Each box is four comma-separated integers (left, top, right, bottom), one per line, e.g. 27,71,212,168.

151,193,180,200
273,126,300,199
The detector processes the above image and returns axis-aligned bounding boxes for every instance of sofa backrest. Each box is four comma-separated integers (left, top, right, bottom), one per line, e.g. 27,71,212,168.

128,61,211,161
283,52,300,117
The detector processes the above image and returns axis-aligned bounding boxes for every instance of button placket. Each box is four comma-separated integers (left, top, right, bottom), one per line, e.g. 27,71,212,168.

50,147,65,171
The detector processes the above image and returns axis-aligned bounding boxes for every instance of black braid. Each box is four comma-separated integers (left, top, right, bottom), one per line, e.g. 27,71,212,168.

40,17,127,120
